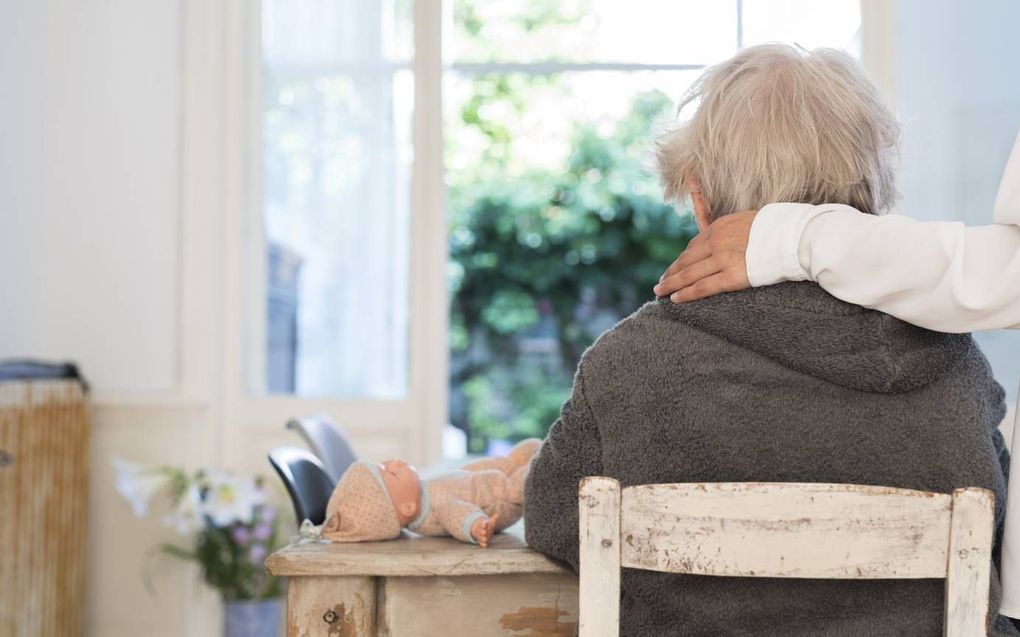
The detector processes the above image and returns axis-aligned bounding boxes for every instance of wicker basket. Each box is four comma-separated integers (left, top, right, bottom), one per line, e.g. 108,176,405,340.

0,379,90,636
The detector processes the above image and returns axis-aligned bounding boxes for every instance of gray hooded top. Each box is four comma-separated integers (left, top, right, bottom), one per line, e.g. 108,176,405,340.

524,282,1014,636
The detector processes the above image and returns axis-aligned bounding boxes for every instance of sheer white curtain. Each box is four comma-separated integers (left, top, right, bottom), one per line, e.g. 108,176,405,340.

261,0,412,398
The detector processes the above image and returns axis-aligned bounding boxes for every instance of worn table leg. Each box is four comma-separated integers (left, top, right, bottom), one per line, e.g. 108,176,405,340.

287,576,376,637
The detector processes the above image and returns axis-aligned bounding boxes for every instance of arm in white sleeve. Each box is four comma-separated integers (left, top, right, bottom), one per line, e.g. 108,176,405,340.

746,204,1020,333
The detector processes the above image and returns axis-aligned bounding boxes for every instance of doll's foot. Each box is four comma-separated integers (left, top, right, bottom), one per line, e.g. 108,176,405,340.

471,514,499,548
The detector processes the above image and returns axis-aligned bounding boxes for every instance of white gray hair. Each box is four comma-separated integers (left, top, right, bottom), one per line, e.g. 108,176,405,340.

656,44,900,218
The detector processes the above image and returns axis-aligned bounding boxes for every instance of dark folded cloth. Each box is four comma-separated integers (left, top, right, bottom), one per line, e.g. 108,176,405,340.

0,360,88,391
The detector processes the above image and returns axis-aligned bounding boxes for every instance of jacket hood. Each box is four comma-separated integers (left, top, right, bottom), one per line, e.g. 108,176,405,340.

655,282,973,394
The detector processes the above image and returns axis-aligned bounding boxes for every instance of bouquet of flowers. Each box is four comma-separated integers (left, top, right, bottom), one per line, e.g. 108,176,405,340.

113,458,283,601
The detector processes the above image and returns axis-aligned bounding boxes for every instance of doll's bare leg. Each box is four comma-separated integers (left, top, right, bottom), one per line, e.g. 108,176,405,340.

504,438,541,471
461,456,513,473
493,501,522,532
462,438,542,475
505,463,530,503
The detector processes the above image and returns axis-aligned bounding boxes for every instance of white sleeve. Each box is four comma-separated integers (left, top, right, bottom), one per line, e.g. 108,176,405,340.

745,203,1020,333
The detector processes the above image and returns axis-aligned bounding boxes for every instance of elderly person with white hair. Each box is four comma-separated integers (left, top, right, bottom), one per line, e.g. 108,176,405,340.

524,44,1016,636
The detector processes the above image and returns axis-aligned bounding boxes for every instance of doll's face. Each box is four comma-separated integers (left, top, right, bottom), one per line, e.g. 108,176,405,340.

379,460,422,526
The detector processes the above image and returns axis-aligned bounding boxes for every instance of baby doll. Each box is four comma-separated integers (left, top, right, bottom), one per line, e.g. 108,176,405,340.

321,438,542,547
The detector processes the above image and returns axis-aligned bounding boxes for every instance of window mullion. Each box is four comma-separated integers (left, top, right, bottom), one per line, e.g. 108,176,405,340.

408,0,447,465
449,62,705,75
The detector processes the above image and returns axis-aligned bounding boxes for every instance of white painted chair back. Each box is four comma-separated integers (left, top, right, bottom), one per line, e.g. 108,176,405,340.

578,479,994,637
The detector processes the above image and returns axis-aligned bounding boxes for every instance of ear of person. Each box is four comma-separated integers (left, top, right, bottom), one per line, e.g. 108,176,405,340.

688,184,710,230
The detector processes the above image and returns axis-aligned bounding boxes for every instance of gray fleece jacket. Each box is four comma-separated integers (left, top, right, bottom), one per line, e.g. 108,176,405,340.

524,282,1015,636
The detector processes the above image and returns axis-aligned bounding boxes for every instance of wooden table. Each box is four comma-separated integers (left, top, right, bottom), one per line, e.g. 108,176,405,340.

266,527,579,636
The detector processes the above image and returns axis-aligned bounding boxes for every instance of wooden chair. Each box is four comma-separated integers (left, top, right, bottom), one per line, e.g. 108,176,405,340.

578,478,995,637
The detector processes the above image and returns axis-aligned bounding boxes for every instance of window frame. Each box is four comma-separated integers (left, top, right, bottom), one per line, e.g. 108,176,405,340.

222,0,886,466
215,0,445,467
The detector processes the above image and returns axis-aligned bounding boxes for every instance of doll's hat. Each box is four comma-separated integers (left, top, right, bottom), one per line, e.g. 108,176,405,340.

321,461,403,542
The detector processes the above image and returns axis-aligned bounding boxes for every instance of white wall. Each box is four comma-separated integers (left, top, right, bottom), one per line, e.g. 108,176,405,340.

0,2,221,635
0,0,180,393
0,2,414,635
891,0,1020,410
895,0,1020,225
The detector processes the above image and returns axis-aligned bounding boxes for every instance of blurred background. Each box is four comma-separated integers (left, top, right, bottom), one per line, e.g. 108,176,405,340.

1,0,1019,635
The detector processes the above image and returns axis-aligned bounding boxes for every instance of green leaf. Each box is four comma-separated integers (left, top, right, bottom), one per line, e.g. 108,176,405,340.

159,543,197,561
448,82,697,445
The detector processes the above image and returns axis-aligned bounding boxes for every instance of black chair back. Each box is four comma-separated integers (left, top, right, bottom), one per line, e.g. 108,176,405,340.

268,446,336,526
285,414,357,483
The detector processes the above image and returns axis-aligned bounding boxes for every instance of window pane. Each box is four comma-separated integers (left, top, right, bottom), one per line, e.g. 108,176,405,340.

446,70,700,182
740,0,861,52
261,0,412,398
451,0,738,65
445,6,869,455
446,70,701,453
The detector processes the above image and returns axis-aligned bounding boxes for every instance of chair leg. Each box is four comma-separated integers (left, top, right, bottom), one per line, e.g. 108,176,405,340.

579,477,622,637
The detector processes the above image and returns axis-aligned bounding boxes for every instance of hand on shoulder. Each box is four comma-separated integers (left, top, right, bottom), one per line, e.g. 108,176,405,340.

653,210,757,303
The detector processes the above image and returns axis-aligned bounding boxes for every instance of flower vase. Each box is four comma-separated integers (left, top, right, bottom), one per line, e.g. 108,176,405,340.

223,598,282,637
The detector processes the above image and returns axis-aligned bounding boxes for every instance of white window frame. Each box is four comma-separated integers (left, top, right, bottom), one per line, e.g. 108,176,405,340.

198,0,445,467
198,0,887,468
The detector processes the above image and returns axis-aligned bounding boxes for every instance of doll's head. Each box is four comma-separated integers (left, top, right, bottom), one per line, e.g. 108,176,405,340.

378,459,423,525
320,459,422,542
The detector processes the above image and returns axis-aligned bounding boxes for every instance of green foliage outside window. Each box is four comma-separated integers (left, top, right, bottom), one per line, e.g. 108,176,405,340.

448,83,698,452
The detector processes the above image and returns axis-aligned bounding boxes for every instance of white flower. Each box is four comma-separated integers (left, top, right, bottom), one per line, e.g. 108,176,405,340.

162,483,204,535
112,457,172,518
201,472,265,528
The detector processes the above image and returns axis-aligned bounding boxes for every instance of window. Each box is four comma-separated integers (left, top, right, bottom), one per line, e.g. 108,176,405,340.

255,2,1020,461
445,0,861,453
260,0,414,399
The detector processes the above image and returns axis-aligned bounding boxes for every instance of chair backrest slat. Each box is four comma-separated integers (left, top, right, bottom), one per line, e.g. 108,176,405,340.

578,478,994,637
620,482,953,579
